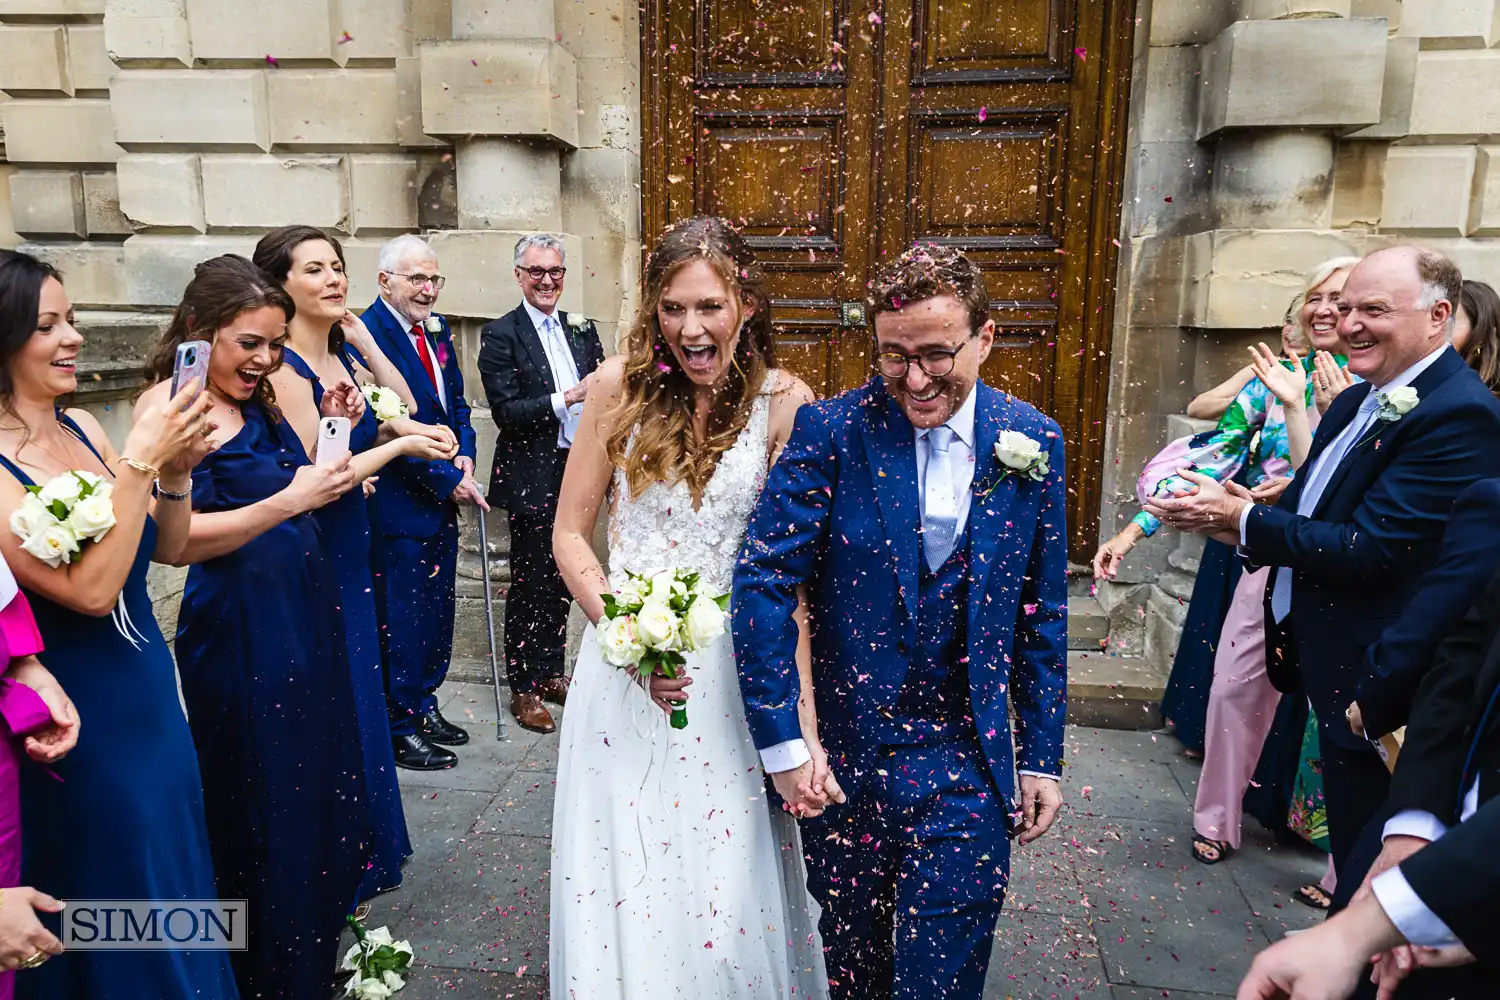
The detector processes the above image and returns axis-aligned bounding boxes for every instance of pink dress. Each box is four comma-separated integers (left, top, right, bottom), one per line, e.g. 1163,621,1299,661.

0,590,47,1000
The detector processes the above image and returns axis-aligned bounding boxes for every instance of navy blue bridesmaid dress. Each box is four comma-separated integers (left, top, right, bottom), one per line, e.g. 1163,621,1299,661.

283,347,412,901
4,413,239,1000
175,397,368,999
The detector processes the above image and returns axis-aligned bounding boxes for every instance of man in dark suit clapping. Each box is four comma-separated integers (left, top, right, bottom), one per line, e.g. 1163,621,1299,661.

1147,246,1500,886
477,234,604,733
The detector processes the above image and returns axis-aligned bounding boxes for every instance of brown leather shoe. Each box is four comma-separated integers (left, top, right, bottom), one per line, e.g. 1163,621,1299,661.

509,692,556,734
537,676,570,706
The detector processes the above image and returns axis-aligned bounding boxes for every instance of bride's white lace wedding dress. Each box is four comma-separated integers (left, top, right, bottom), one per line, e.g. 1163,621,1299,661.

550,373,827,1000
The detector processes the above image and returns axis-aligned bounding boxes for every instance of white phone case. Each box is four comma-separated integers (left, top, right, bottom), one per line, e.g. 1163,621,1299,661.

315,417,352,467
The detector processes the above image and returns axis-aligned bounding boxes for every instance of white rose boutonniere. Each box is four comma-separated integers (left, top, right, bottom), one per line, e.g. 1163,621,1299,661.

360,383,409,422
995,431,1050,481
566,312,589,330
424,315,443,334
1375,385,1419,422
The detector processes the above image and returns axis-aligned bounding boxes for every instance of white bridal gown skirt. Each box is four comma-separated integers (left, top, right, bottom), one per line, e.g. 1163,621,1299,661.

550,624,828,1000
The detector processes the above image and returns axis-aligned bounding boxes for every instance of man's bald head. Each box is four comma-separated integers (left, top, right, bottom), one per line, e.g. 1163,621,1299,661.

1336,247,1460,385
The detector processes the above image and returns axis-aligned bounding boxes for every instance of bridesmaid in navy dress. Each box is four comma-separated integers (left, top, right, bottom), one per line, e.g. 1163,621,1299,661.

255,226,458,903
138,255,368,999
0,251,237,999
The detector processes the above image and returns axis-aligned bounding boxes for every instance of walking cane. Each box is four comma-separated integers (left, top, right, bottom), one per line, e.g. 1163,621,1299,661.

475,504,509,741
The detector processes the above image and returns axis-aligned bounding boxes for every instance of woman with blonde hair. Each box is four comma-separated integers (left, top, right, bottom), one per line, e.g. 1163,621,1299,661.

549,216,827,999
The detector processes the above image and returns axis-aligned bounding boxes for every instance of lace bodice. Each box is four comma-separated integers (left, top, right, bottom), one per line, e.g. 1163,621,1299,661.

607,373,778,595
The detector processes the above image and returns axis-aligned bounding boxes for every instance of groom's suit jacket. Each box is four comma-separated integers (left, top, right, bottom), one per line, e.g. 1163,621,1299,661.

1246,346,1500,751
732,378,1068,810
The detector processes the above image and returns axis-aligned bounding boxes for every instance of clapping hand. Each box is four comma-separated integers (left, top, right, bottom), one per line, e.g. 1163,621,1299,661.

1313,351,1354,414
1248,343,1307,409
1249,476,1291,505
1142,469,1247,545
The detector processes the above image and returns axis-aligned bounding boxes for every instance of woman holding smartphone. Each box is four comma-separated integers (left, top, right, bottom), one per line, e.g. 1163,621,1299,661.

253,225,458,908
138,254,366,1000
0,251,237,1000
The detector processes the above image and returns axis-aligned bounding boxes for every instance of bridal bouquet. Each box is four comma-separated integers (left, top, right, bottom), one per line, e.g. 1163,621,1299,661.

9,470,116,568
597,568,728,730
341,916,413,999
360,383,409,422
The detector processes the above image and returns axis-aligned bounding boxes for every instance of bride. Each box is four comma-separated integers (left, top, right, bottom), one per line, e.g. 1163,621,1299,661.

550,216,832,998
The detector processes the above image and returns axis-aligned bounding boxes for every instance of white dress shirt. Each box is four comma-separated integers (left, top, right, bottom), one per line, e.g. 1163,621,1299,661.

380,296,447,413
522,300,583,449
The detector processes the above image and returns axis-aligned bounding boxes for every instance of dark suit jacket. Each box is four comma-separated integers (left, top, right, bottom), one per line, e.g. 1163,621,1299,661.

361,297,478,538
1387,554,1500,826
1400,794,1500,966
1245,347,1500,750
476,304,604,513
1357,478,1500,738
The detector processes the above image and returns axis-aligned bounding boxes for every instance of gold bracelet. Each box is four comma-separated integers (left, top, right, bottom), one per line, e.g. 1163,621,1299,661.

119,456,160,479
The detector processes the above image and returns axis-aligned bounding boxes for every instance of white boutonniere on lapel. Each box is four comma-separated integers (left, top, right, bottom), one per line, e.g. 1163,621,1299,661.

1357,386,1419,448
975,431,1049,499
565,312,589,330
424,315,443,334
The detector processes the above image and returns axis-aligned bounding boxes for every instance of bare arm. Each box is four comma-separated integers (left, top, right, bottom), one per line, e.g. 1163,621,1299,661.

1248,344,1312,470
173,458,354,565
127,386,210,565
1187,365,1256,421
553,355,626,626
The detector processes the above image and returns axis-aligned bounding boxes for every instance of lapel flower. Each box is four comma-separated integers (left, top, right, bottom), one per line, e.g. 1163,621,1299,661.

995,430,1049,482
1374,385,1419,422
566,312,589,330
424,315,443,334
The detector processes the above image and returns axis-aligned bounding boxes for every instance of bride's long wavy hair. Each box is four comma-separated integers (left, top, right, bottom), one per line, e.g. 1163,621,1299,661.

604,216,775,500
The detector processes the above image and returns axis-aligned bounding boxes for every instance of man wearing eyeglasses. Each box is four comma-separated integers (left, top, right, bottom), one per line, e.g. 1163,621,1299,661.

363,234,485,771
477,234,605,733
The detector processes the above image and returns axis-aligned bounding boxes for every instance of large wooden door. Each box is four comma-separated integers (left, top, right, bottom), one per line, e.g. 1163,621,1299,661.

643,0,1136,557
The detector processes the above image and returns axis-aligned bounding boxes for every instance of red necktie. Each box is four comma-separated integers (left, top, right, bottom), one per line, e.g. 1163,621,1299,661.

412,325,439,389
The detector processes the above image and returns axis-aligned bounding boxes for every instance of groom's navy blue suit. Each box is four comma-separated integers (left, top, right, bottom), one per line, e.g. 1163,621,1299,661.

734,378,1067,1000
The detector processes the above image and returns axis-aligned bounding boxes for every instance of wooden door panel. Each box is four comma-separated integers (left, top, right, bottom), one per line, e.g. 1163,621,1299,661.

645,0,1135,557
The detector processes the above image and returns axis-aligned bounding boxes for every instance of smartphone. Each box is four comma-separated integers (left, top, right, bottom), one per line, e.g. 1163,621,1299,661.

315,417,352,467
171,340,211,403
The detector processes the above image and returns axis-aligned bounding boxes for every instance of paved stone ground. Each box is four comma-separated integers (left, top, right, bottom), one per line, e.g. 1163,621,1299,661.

366,682,1328,999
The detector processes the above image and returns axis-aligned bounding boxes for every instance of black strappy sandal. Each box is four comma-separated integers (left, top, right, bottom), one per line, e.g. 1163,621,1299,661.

1191,834,1235,865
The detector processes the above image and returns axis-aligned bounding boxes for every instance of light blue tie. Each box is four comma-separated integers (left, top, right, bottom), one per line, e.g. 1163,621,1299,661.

923,426,959,572
1270,392,1382,622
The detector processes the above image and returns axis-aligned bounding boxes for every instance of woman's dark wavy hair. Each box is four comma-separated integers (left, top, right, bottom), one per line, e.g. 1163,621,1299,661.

252,224,347,353
142,255,293,417
0,250,64,420
1460,279,1500,396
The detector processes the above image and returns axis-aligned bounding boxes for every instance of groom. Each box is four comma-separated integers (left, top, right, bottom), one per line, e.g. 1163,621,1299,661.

733,245,1068,1000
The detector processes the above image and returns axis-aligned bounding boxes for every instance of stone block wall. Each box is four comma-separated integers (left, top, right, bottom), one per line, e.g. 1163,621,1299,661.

1107,0,1500,672
1,0,642,613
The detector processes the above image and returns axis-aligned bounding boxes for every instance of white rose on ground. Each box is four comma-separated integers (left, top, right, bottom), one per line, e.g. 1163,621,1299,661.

341,942,363,972
392,939,412,959
10,494,56,541
599,615,646,667
995,430,1043,471
345,976,392,1000
634,600,679,650
684,596,726,649
425,316,443,334
1385,385,1419,415
380,971,405,990
20,522,79,568
363,927,394,949
67,493,116,541
37,473,84,508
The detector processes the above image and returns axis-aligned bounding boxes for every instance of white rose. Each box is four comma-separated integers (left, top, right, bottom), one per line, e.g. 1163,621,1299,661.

341,942,363,972
92,481,113,502
684,596,726,650
36,473,84,508
424,316,443,334
995,430,1043,471
10,494,56,541
392,939,412,959
20,521,79,568
381,971,405,990
613,573,648,607
1385,385,1419,415
566,312,588,329
634,600,679,650
364,927,394,948
349,977,392,1000
598,615,645,667
67,493,116,542
72,470,104,493
648,570,686,603
362,385,407,422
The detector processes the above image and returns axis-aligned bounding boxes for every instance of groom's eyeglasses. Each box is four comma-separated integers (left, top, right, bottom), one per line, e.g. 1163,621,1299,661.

875,337,972,379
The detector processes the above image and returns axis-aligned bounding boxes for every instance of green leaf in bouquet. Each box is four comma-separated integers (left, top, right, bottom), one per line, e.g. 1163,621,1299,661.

714,593,730,612
73,472,95,498
47,500,68,521
601,593,620,619
24,485,40,497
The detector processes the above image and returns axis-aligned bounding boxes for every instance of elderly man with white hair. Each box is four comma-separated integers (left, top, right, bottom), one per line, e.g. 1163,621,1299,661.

364,234,487,771
477,234,604,733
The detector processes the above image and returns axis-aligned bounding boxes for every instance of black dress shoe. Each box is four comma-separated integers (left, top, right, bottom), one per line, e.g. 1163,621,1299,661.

419,708,470,746
392,733,457,771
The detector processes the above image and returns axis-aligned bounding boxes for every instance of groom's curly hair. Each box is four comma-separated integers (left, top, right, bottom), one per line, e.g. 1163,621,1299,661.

865,244,991,335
